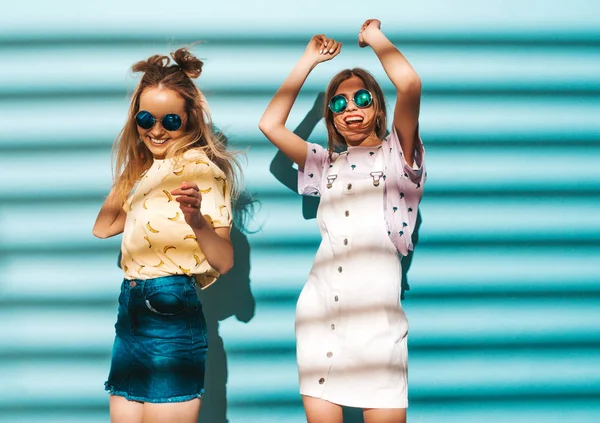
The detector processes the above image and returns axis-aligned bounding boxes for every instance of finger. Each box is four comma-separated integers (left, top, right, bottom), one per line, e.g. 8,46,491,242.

319,37,328,54
330,43,342,58
180,181,198,191
328,40,339,54
171,188,198,196
325,38,335,54
323,37,334,54
314,35,323,52
327,41,337,54
332,42,343,56
326,41,335,54
177,196,200,208
180,206,195,215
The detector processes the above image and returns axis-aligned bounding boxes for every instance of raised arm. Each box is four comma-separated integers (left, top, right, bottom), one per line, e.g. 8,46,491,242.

93,187,126,239
259,35,341,170
269,92,326,192
360,19,422,167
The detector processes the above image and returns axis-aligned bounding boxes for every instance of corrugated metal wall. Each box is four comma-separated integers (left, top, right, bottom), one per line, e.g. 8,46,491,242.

1,1,599,422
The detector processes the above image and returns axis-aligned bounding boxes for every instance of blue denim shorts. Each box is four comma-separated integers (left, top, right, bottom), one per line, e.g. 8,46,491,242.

105,275,208,403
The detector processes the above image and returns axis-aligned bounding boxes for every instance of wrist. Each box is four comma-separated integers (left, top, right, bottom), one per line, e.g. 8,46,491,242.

191,213,210,232
300,53,319,69
363,28,384,47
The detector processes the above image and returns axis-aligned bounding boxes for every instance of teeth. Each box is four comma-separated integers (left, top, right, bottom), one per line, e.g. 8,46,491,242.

345,117,363,123
150,138,168,144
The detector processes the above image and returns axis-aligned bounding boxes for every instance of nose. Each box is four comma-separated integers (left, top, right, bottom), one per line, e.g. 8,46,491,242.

345,100,358,112
148,122,166,138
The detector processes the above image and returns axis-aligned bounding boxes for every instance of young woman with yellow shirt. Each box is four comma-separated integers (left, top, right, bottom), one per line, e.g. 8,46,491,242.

93,47,241,423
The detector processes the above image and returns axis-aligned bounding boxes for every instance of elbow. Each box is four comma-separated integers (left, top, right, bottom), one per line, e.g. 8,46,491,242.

258,118,272,136
402,74,422,95
93,225,117,239
412,75,422,93
92,227,108,239
209,243,234,275
214,258,234,275
259,116,284,138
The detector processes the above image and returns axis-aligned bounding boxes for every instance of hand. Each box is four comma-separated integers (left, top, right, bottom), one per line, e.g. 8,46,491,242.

171,181,204,228
358,19,381,48
304,34,342,64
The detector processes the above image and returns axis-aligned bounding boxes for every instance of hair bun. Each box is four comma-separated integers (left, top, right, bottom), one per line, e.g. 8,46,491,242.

131,54,170,74
171,48,203,79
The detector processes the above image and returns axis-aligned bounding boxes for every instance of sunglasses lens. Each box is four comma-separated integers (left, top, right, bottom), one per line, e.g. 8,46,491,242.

329,95,347,114
354,89,372,108
162,114,182,131
135,111,155,129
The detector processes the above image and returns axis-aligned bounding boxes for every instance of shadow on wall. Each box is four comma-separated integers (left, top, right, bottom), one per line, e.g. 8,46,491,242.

197,125,259,423
268,91,422,300
197,189,257,423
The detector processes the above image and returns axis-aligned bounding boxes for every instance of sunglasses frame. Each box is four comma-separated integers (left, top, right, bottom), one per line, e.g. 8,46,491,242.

328,89,373,114
135,110,183,132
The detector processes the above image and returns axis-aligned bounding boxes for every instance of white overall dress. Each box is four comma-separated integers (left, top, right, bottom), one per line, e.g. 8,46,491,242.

295,145,409,409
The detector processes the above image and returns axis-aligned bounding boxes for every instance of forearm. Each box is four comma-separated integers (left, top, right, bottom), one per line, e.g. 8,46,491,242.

259,35,340,168
364,26,421,164
366,30,421,93
93,188,126,238
258,54,317,168
191,218,234,274
259,54,316,133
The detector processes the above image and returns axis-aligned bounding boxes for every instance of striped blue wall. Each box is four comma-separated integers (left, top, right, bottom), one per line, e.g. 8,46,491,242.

1,1,599,422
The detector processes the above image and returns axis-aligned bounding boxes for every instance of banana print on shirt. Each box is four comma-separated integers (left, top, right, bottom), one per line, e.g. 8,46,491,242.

120,148,232,289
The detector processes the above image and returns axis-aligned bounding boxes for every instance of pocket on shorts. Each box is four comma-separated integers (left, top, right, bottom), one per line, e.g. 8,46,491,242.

144,286,187,316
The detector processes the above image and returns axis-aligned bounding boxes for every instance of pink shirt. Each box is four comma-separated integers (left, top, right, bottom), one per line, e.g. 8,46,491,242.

298,127,426,256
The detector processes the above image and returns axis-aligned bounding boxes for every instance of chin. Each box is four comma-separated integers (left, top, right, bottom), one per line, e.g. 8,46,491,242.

144,141,172,159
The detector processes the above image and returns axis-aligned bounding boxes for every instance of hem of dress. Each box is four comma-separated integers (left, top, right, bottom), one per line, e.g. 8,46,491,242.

300,391,408,409
105,383,204,403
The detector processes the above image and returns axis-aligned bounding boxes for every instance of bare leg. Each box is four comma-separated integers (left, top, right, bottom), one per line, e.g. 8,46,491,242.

363,408,406,423
302,395,343,423
109,395,144,423
142,398,201,423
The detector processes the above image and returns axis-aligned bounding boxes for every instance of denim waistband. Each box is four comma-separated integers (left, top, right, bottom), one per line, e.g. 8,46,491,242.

123,274,195,290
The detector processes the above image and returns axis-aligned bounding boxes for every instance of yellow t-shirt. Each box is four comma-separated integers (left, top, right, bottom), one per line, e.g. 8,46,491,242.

120,148,232,289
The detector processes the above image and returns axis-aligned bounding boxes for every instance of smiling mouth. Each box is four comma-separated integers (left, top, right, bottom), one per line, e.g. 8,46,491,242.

344,116,364,125
149,137,169,145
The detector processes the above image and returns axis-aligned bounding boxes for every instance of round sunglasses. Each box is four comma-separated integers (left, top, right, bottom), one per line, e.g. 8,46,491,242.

135,110,183,131
328,89,373,114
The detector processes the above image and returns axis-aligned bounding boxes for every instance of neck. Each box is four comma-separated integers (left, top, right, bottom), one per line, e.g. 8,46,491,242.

346,132,381,148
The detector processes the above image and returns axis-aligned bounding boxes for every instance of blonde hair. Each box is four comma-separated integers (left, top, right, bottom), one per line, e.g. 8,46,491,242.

112,47,242,203
323,68,387,157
